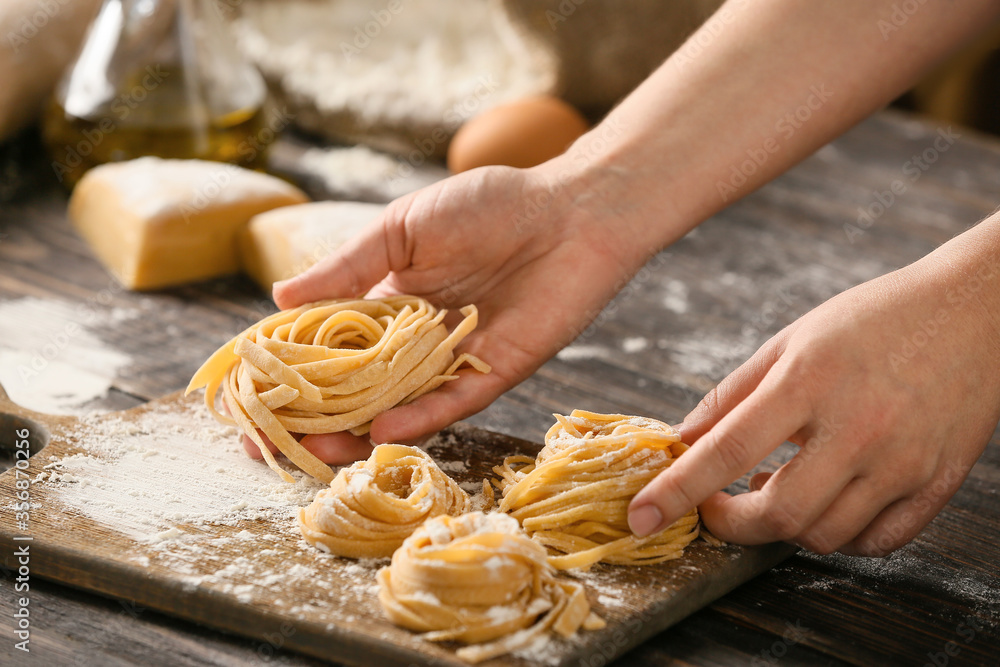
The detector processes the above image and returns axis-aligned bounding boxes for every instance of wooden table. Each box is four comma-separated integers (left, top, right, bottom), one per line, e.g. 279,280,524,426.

1,111,998,666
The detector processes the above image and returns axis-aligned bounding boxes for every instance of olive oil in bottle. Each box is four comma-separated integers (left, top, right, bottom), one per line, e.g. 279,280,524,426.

44,0,270,187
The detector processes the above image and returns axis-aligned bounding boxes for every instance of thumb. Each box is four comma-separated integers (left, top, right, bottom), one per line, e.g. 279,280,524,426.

273,214,398,309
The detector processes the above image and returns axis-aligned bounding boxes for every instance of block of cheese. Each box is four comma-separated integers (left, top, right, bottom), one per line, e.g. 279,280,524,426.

239,201,385,291
69,157,308,290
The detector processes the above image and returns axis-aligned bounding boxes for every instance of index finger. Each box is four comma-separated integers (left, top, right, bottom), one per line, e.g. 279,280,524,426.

627,367,809,537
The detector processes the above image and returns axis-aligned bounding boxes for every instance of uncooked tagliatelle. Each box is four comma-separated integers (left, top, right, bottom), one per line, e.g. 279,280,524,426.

377,512,605,663
186,296,490,483
299,444,470,558
495,410,701,569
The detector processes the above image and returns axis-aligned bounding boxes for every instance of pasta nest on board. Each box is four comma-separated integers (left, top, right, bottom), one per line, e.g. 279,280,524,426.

299,444,470,558
494,410,701,569
377,511,604,664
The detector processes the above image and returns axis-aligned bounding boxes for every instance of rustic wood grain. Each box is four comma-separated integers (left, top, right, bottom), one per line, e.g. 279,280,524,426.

1,110,999,666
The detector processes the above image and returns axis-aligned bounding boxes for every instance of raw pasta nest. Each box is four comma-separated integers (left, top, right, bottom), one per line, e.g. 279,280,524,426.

186,296,490,483
298,444,470,558
495,410,700,569
377,512,604,663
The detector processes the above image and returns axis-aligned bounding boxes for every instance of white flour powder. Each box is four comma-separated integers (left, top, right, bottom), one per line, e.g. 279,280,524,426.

0,297,136,415
235,0,553,148
39,400,327,541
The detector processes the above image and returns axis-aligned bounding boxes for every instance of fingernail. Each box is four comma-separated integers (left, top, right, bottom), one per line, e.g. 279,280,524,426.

628,504,663,538
749,477,760,492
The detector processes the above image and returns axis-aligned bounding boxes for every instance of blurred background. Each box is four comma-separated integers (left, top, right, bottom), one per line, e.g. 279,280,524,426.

2,0,998,207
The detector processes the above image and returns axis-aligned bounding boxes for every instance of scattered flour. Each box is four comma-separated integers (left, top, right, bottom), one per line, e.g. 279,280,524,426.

0,296,137,415
597,594,627,608
621,337,649,354
41,401,327,541
662,279,689,314
511,633,563,666
556,345,612,362
437,459,468,474
669,334,738,379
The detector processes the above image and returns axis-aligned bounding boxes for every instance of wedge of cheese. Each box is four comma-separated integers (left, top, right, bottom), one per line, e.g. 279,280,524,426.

239,201,385,291
69,157,308,290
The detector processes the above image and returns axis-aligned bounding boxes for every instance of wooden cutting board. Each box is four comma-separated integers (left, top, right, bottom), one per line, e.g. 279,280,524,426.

0,384,796,667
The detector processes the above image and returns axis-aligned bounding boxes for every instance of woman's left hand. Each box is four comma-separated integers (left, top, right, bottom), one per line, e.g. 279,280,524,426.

628,218,1000,556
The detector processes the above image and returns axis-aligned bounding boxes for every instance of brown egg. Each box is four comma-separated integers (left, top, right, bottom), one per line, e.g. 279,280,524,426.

447,95,590,173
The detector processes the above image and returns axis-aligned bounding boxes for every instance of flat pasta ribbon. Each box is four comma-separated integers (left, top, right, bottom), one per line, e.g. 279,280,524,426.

495,410,700,569
377,512,604,663
299,444,470,558
185,296,490,483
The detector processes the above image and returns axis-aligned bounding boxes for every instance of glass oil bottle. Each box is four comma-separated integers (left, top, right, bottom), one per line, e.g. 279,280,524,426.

43,0,270,187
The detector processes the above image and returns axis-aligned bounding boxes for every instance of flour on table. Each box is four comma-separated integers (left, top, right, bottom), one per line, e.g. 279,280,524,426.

0,296,137,415
662,279,689,314
556,345,612,362
621,337,649,354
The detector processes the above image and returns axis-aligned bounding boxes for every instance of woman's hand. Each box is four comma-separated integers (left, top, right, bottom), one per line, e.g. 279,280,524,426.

628,221,1000,556
265,163,653,464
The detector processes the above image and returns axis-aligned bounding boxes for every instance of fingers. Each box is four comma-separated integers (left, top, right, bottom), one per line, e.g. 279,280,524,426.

708,456,969,555
699,438,857,545
839,459,970,557
792,477,895,554
369,367,512,444
748,472,771,491
242,430,372,466
679,328,791,445
298,433,374,466
242,433,277,460
628,362,810,537
273,214,398,309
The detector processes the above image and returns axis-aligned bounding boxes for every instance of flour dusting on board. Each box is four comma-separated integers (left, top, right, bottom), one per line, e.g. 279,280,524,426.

39,400,326,540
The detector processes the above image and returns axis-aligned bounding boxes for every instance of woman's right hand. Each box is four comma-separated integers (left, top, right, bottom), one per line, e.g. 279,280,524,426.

270,162,652,460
